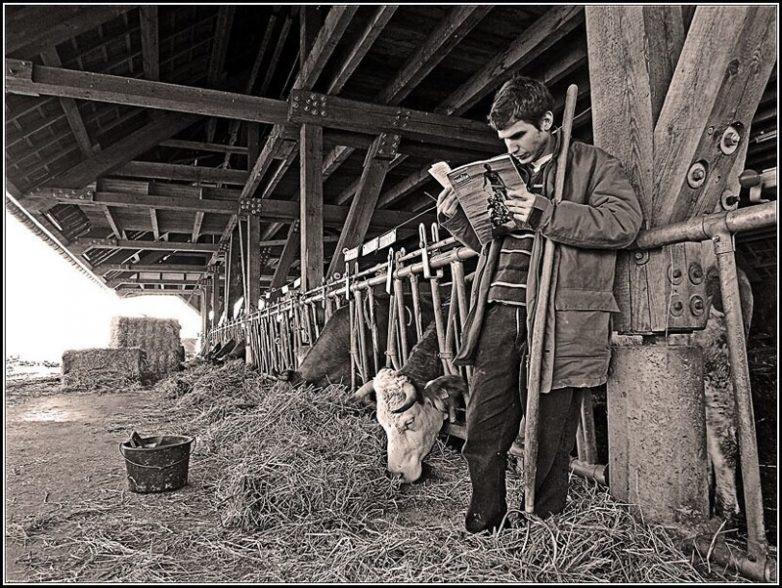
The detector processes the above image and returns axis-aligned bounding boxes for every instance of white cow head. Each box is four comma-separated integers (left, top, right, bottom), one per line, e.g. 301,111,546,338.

355,369,467,483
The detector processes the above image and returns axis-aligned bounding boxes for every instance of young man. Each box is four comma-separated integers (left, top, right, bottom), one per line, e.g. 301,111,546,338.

437,76,643,533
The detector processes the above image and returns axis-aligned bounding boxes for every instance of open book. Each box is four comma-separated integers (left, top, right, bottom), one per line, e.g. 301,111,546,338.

429,153,526,246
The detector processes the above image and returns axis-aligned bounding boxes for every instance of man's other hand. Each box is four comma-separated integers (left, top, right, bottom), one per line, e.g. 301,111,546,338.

437,187,459,219
505,187,537,226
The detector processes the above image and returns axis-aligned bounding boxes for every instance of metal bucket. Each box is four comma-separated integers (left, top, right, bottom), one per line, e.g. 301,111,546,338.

119,435,194,493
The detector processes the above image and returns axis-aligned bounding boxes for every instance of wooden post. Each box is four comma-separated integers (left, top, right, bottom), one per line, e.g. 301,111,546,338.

299,124,324,291
245,214,261,366
225,226,243,322
211,267,222,329
587,5,776,526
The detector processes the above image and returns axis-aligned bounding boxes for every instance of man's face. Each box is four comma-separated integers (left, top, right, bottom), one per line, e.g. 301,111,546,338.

497,112,553,165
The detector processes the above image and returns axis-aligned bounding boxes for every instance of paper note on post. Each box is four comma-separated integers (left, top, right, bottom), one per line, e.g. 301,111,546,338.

428,161,453,189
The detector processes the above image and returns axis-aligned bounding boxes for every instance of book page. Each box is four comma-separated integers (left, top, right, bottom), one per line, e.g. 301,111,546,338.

446,154,526,246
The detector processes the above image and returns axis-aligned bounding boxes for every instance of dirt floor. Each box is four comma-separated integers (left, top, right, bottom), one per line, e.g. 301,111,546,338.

3,367,771,583
5,386,204,581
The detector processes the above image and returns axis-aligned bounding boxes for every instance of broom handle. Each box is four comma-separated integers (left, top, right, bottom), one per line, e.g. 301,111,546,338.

524,84,579,514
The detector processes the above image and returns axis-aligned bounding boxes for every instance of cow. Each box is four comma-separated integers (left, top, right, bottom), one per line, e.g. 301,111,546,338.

354,321,468,483
277,285,436,388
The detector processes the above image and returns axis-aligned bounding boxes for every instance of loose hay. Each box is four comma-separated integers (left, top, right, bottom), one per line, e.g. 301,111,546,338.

110,316,181,379
9,362,762,583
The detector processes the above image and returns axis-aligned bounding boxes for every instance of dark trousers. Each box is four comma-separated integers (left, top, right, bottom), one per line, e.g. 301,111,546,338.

462,303,584,531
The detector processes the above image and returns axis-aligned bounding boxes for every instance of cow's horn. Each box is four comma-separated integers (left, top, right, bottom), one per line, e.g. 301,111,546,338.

354,380,375,402
391,382,418,414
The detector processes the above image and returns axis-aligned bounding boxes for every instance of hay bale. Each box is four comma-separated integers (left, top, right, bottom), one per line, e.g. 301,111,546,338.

110,316,181,379
61,348,145,391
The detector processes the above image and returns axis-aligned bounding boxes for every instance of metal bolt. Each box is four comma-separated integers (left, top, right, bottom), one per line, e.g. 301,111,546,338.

724,130,740,147
634,252,645,260
691,168,705,181
672,301,683,312
672,269,682,279
692,299,703,311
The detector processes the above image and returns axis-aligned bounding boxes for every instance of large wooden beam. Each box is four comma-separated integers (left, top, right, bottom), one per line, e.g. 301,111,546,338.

48,188,426,229
326,6,397,94
101,264,209,273
6,60,289,125
75,238,220,253
111,161,248,185
139,7,160,82
39,48,95,157
246,215,262,314
652,6,776,225
5,6,132,58
225,225,244,320
299,124,324,290
192,212,205,243
160,139,248,155
270,221,300,289
327,134,399,277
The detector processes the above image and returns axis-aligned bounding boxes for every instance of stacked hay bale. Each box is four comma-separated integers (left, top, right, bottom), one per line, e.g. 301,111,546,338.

110,317,182,380
61,348,145,391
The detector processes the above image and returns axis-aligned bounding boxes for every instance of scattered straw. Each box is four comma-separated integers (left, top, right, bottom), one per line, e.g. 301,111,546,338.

7,362,764,583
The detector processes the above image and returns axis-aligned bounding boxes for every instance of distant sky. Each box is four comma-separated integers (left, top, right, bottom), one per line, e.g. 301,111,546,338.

4,207,201,362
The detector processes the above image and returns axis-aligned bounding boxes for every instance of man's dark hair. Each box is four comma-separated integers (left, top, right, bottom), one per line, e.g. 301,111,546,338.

488,76,554,131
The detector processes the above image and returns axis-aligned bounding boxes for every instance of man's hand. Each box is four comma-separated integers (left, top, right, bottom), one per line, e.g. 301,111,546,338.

505,187,537,226
437,186,459,219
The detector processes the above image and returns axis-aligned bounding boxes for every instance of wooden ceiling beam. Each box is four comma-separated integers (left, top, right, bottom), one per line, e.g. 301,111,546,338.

438,5,585,115
75,238,221,253
110,161,249,185
160,140,248,155
139,7,160,82
39,48,95,157
101,264,210,273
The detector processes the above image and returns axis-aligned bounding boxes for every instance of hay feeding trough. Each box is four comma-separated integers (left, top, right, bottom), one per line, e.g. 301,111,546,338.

110,316,182,380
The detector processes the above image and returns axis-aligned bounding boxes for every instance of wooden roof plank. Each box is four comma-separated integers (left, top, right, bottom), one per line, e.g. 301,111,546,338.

6,6,133,58
326,5,398,95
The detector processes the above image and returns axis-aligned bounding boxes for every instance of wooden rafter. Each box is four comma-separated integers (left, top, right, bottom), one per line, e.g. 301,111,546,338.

139,6,160,82
327,133,399,277
149,209,160,240
111,161,248,185
439,5,585,115
39,48,95,157
192,212,205,243
75,238,220,253
103,206,122,239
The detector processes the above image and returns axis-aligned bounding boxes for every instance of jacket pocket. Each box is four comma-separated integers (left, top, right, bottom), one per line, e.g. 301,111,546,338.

554,289,616,359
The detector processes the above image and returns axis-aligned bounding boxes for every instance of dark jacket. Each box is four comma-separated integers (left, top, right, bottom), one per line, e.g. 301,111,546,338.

441,141,643,393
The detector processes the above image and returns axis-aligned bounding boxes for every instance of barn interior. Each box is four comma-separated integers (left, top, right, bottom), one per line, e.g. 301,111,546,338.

4,4,777,583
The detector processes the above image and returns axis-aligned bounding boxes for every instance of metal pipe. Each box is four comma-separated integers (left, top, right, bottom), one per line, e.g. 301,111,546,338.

712,230,767,559
354,288,370,382
569,458,607,487
580,391,598,464
450,259,472,382
635,201,776,250
408,273,423,342
366,287,380,374
692,536,776,583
